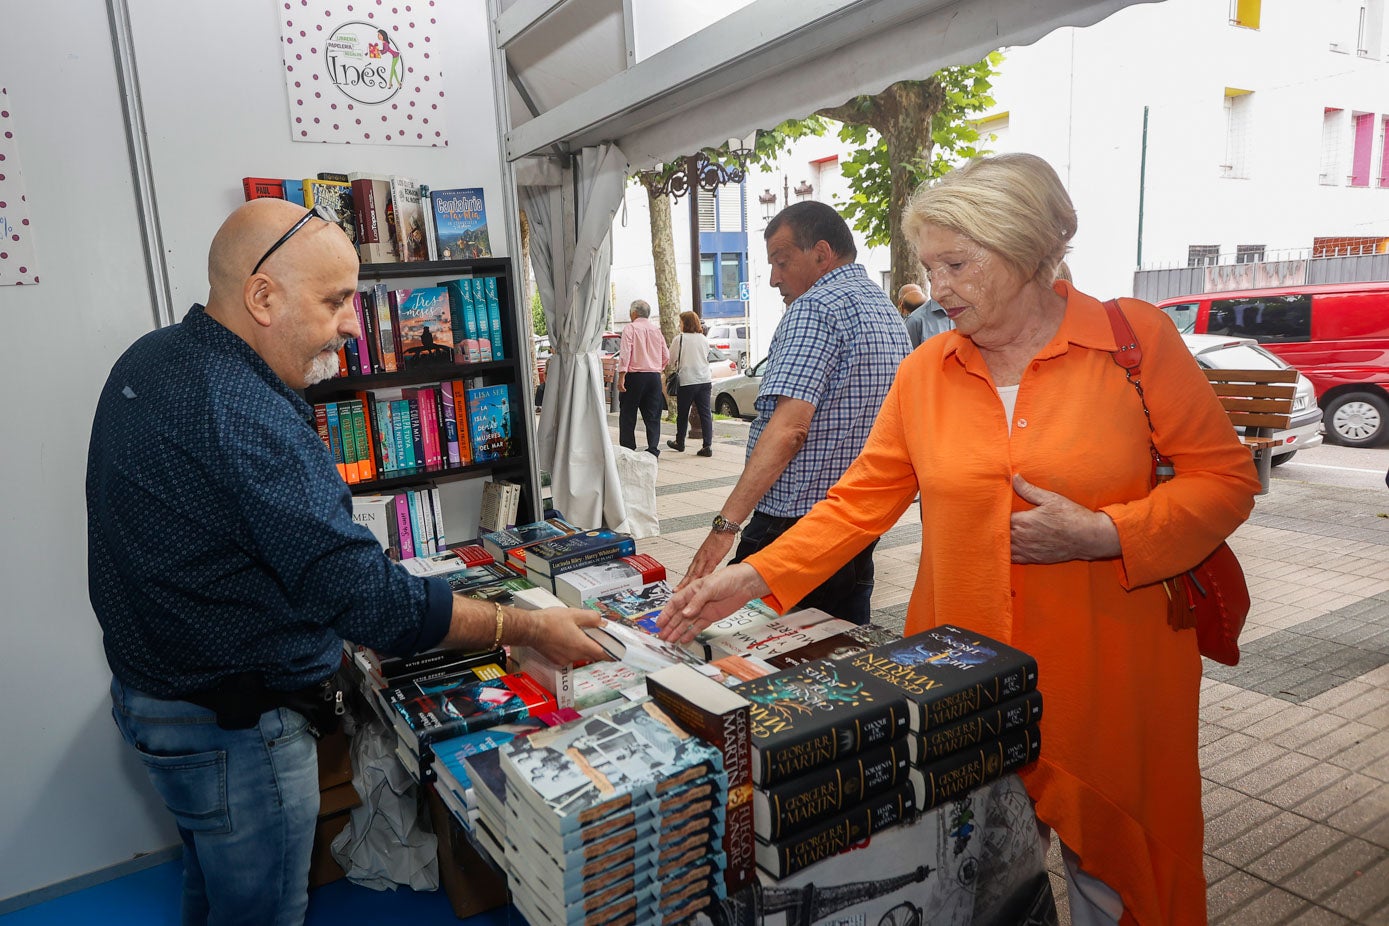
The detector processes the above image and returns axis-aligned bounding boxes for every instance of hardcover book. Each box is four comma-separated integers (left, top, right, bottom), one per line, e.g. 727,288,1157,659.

764,620,903,669
365,644,507,689
753,738,913,842
837,625,1039,732
302,178,357,246
347,171,394,263
393,287,454,368
437,562,521,594
388,670,557,753
583,580,674,622
909,689,1043,764
524,529,637,579
389,176,430,262
399,542,494,577
911,725,1042,813
480,517,580,564
466,384,514,462
735,658,910,786
432,187,493,259
552,554,667,608
753,780,917,879
242,177,284,200
645,664,757,894
704,609,855,661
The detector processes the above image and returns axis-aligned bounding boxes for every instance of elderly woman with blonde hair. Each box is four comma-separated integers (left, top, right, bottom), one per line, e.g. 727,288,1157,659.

660,153,1259,925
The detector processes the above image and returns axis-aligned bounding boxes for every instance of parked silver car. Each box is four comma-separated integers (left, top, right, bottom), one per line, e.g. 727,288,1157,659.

1182,333,1323,464
711,356,765,418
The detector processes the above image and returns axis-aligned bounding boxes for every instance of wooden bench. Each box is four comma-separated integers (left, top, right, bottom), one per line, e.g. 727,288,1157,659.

1202,368,1298,494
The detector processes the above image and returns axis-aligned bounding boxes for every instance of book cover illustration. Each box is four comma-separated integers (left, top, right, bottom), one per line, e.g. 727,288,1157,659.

432,187,492,259
500,699,724,835
389,176,430,261
393,287,454,367
736,658,909,785
480,517,578,562
584,580,674,622
553,554,667,607
466,384,514,462
438,562,519,594
840,625,1039,732
389,671,556,750
302,178,357,245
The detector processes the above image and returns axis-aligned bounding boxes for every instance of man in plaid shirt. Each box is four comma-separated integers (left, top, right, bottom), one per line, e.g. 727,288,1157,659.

681,201,909,623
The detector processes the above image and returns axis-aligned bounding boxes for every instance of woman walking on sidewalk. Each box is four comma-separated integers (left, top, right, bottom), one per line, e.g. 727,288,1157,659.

667,310,714,457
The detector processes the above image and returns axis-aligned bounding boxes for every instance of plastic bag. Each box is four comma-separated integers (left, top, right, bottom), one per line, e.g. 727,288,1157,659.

613,445,660,539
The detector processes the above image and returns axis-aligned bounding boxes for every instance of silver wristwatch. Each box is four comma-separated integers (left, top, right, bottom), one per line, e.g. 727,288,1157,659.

711,514,742,535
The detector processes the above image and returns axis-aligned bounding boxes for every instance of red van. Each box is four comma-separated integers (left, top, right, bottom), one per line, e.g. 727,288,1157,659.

1157,282,1389,447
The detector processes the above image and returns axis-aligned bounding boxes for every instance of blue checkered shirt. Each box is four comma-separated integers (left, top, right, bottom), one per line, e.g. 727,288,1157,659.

748,264,910,517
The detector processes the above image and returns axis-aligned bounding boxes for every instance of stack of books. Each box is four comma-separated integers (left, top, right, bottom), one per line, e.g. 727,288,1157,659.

737,625,1042,878
498,699,730,925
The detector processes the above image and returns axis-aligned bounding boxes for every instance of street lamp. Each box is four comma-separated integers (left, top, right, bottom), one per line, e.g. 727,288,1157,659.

758,178,814,220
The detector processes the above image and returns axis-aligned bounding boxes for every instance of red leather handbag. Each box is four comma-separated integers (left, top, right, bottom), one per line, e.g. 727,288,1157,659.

1104,300,1249,666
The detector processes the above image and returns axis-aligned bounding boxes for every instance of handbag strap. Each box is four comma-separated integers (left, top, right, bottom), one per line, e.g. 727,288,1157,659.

1103,299,1173,484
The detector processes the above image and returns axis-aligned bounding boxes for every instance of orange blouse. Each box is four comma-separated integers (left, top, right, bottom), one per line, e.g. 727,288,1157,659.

745,283,1260,926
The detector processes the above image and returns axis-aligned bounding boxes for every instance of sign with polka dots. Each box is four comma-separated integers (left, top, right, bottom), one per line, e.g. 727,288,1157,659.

278,1,448,147
0,88,38,286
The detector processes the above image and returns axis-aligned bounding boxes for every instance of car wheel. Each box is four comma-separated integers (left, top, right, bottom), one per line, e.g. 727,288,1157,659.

715,394,738,417
1325,391,1389,448
1269,451,1295,466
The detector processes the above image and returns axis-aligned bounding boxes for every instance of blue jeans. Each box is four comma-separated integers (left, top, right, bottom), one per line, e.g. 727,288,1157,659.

732,511,878,624
110,678,321,926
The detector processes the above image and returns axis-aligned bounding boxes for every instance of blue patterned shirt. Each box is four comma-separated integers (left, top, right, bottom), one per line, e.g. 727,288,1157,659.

748,264,910,517
87,305,453,698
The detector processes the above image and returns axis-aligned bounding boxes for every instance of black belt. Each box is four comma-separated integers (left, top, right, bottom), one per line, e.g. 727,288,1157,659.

181,672,344,738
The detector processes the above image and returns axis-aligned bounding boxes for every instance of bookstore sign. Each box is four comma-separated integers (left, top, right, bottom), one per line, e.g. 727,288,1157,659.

277,1,448,147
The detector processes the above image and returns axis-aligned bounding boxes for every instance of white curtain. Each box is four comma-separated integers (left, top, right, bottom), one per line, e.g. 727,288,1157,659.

521,144,630,531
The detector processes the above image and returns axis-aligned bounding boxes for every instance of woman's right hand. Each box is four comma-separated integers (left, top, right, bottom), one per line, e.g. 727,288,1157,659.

656,563,770,644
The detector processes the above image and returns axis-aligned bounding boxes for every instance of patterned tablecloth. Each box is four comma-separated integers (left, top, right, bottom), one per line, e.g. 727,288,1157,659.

696,774,1056,926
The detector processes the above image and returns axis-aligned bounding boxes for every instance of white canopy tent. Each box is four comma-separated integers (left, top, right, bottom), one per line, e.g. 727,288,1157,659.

488,0,1160,526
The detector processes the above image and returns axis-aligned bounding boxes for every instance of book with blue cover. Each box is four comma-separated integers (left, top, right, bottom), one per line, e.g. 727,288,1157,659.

466,384,513,461
393,287,454,368
431,187,492,259
469,278,496,362
524,528,637,578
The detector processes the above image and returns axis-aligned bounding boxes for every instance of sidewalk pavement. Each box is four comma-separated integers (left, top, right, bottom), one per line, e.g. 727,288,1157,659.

603,410,1389,925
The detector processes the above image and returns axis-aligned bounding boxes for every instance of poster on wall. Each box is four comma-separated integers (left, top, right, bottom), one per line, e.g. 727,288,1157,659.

278,1,448,147
0,88,39,286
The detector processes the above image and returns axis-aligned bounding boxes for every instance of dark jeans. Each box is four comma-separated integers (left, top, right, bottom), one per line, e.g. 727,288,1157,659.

674,382,713,449
732,511,878,624
618,371,665,455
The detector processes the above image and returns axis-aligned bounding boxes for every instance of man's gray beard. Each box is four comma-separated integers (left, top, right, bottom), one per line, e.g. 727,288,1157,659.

304,350,342,386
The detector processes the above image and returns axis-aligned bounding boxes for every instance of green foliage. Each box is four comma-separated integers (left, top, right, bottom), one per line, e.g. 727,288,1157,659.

531,289,546,335
836,52,1002,247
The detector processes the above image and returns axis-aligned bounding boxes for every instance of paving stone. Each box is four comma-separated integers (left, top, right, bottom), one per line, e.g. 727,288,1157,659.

1319,854,1389,921
1216,886,1319,926
1300,720,1380,762
1207,871,1270,921
1297,772,1386,821
1245,822,1344,883
1229,752,1322,797
1205,799,1281,851
1201,732,1262,769
1204,853,1235,884
1203,783,1248,822
1210,811,1313,868
1205,742,1291,786
1285,834,1386,904
1327,781,1389,844
1262,761,1353,810
1328,729,1389,775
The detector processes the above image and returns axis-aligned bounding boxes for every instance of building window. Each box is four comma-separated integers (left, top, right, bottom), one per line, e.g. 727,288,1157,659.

1360,0,1384,56
1236,245,1266,263
1320,108,1346,185
1352,111,1375,186
1380,116,1389,186
1188,245,1221,267
1230,0,1261,28
701,253,745,301
1222,89,1253,178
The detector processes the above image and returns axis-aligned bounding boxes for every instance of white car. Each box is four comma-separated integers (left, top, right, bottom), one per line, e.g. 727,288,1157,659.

707,323,749,365
1181,333,1323,465
710,356,765,418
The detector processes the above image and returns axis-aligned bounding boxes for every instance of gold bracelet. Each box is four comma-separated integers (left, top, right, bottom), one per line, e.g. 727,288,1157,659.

492,602,506,650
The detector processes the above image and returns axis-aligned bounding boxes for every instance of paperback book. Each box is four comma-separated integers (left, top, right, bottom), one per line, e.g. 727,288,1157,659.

480,517,580,564
394,287,454,368
524,528,637,579
388,670,557,753
583,580,674,622
466,384,514,461
432,187,492,259
552,554,667,608
302,178,357,245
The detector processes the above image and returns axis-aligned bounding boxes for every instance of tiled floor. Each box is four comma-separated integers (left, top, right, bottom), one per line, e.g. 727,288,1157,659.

631,412,1389,925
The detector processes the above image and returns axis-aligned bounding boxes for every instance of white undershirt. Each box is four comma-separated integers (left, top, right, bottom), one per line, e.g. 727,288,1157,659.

998,384,1020,434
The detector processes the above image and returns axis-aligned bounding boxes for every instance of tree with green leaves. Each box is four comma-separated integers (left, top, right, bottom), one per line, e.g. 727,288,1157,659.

818,53,1002,296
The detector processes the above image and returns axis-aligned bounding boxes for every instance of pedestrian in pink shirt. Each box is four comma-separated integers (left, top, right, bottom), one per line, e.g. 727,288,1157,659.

617,299,671,456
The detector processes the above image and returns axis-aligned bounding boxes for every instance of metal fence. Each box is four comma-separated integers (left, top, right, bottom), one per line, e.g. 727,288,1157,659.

1133,254,1389,302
